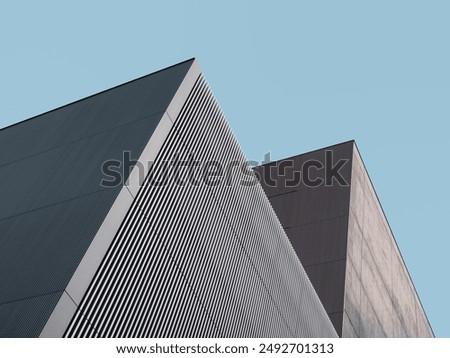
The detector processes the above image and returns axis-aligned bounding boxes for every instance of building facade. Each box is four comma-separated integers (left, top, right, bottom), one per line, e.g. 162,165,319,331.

254,142,434,337
0,59,336,338
0,59,432,338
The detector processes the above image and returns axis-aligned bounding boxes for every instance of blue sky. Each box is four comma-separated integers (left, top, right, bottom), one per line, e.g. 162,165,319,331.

1,1,448,336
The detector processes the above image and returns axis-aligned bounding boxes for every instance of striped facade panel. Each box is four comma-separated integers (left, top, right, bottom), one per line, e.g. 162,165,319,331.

64,75,336,338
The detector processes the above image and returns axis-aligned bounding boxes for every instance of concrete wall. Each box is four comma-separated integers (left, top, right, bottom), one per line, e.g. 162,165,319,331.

256,141,433,337
344,144,433,337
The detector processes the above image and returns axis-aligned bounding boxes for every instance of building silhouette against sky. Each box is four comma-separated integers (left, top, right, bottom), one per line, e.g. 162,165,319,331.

0,59,432,338
255,142,433,337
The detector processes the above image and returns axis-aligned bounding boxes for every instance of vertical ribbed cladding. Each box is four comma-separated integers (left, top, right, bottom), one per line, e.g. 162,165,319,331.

64,75,336,338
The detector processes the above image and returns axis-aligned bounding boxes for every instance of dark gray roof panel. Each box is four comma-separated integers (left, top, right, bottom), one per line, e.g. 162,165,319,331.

0,59,194,167
0,292,62,338
0,188,120,304
0,112,162,220
0,59,194,337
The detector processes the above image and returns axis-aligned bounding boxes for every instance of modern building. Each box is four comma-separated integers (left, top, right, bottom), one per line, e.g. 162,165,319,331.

254,142,434,337
0,59,335,338
0,59,432,338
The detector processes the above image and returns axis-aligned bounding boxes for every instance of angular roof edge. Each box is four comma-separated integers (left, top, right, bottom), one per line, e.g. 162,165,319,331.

0,58,196,133
39,59,202,337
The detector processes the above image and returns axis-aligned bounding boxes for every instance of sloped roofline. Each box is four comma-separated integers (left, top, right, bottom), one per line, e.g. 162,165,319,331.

0,58,196,134
40,59,201,337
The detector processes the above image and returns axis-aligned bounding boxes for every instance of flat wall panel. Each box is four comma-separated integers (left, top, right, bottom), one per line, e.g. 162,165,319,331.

0,292,62,338
254,142,353,198
285,216,348,267
268,186,350,229
0,188,119,304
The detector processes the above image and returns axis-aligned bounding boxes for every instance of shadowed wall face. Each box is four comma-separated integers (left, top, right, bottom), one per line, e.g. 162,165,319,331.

254,142,353,336
255,142,433,338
